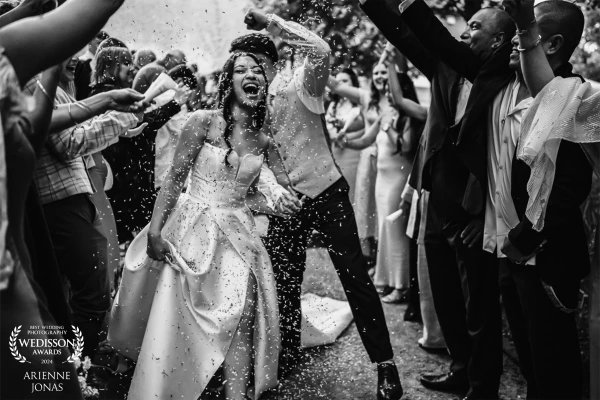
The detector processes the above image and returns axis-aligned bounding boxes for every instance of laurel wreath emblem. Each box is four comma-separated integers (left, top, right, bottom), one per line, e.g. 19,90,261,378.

65,325,84,363
9,326,30,364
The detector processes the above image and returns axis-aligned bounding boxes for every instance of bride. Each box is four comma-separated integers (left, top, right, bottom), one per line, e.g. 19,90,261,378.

109,52,299,400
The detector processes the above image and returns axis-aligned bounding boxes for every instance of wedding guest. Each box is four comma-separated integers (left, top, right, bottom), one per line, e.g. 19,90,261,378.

0,0,59,28
80,30,109,62
132,49,186,93
0,0,136,397
34,57,146,359
498,1,593,398
133,48,156,74
154,65,198,190
402,183,447,350
91,47,189,242
360,0,515,398
325,67,364,207
339,49,425,304
327,59,394,268
237,10,404,399
395,0,592,399
74,30,109,100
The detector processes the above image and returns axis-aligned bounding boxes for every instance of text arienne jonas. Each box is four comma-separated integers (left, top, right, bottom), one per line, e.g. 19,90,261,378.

24,371,71,393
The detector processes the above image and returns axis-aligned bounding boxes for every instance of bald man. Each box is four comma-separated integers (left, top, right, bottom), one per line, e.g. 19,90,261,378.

132,49,186,94
360,0,518,399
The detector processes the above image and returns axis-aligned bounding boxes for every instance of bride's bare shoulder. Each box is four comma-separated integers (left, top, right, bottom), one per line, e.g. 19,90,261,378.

185,109,218,127
184,109,229,144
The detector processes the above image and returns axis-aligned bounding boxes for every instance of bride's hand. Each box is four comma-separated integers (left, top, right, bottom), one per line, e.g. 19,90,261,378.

147,233,172,262
337,131,348,148
275,191,302,218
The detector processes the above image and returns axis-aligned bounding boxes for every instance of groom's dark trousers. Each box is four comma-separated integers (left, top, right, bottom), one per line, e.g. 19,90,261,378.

264,177,394,368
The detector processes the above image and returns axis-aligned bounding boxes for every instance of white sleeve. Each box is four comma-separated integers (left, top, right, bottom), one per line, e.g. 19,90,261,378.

266,14,330,113
256,161,289,210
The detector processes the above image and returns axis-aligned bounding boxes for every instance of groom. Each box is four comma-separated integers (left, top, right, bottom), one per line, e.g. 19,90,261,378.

231,10,403,400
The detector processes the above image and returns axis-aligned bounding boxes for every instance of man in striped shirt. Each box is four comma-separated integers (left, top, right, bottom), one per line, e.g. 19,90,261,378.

33,64,145,360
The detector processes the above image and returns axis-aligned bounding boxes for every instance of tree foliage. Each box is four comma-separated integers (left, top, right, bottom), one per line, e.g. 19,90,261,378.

573,6,600,81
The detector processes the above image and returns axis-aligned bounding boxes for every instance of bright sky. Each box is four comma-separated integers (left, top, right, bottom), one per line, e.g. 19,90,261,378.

105,0,254,74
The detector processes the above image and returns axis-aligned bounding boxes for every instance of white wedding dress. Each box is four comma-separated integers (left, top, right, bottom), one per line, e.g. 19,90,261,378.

108,141,280,400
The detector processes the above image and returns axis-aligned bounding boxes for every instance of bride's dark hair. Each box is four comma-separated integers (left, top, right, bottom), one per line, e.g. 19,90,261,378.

216,52,269,167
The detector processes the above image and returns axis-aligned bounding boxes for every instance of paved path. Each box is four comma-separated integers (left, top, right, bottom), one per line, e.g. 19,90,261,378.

100,247,528,399
263,248,527,400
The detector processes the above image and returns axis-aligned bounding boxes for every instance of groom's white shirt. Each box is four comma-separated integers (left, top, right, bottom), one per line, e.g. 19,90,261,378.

263,15,342,199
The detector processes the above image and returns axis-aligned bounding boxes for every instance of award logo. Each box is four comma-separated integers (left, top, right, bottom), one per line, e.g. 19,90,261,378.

9,325,84,394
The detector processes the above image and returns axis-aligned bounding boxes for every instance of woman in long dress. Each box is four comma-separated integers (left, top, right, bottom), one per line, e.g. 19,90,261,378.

109,52,294,400
327,62,394,262
339,50,426,303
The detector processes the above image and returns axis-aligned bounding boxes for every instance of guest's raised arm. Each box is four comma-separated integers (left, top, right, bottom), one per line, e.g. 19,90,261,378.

383,45,427,121
359,0,436,80
503,0,554,97
0,0,57,29
397,0,483,81
0,0,125,86
327,75,363,105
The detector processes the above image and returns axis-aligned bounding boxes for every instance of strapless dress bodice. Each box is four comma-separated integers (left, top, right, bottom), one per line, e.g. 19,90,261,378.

187,143,264,208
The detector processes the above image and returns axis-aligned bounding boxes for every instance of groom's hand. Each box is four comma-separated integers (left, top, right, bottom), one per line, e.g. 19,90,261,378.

275,191,302,217
244,9,269,31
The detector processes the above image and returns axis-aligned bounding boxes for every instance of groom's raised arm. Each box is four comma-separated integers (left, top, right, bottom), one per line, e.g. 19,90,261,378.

245,9,330,113
359,0,435,80
266,15,330,114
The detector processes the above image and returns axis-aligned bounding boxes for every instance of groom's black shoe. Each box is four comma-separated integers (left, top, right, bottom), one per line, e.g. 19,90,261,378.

377,362,403,400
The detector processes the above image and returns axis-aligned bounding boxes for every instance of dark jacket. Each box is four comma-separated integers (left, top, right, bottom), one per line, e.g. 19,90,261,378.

364,0,593,281
361,0,513,217
74,59,93,101
509,65,592,284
